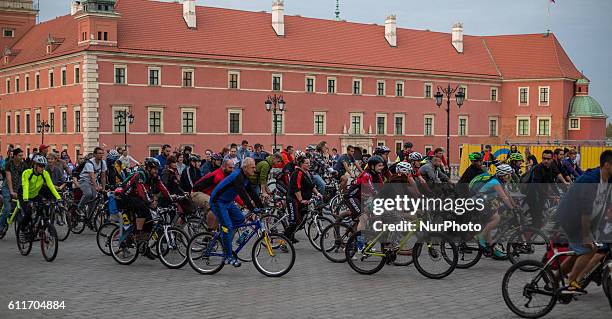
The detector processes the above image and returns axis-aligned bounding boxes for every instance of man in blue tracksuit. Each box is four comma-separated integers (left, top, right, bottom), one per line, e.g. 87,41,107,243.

210,157,263,267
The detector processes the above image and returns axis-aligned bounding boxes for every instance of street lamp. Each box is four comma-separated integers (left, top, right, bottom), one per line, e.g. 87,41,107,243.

115,109,135,148
434,84,465,166
264,95,285,153
37,120,51,144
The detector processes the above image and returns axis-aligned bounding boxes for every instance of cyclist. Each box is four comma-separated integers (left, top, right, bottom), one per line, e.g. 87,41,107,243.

525,149,567,229
333,145,361,192
373,146,392,181
457,152,485,197
180,154,203,193
18,155,62,237
481,145,497,170
161,155,183,196
200,153,222,176
106,149,125,187
280,146,295,165
249,153,283,199
284,155,322,243
77,147,107,212
562,149,584,180
275,150,304,198
507,153,524,178
407,152,432,195
209,158,264,267
553,148,572,183
310,141,333,196
0,148,26,237
387,161,420,197
46,152,71,191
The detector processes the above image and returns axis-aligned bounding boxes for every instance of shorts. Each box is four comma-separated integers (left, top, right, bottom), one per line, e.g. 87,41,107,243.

568,237,595,256
191,192,211,212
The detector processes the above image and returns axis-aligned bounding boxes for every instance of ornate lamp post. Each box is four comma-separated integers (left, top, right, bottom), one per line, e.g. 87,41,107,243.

37,120,51,144
264,95,285,153
434,84,465,165
115,109,135,148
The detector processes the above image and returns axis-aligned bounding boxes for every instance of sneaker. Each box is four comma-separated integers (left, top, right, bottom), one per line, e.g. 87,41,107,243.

356,235,365,251
493,248,507,259
224,257,241,267
121,247,133,259
560,280,587,295
279,241,289,253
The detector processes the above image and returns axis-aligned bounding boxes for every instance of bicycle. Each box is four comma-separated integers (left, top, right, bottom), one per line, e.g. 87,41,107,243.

70,191,107,234
0,198,21,240
187,211,295,277
14,199,59,262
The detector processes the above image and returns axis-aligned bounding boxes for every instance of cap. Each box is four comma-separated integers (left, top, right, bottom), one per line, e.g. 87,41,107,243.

39,144,49,151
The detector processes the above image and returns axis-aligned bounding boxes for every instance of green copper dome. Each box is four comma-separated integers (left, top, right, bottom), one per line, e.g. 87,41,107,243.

576,78,590,84
568,95,607,118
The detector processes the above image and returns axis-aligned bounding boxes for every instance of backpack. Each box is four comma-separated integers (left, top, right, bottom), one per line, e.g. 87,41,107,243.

71,159,94,179
468,172,496,195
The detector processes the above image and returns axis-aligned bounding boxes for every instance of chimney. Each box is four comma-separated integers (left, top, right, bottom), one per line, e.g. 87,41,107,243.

385,15,397,47
71,1,82,15
183,0,197,29
272,0,285,36
452,22,464,53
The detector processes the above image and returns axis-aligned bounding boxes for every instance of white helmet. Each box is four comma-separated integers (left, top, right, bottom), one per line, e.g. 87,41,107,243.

32,154,48,167
294,150,305,158
495,164,514,176
108,149,120,160
408,152,423,161
395,161,413,175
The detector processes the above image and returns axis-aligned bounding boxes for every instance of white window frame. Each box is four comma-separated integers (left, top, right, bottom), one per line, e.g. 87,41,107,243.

536,116,551,136
60,106,68,133
181,68,194,88
5,78,10,94
73,106,81,133
74,144,81,160
458,115,469,136
375,113,387,135
3,28,15,38
395,80,404,97
395,140,403,155
376,80,386,96
394,113,405,135
47,108,55,133
518,87,529,106
377,140,386,147
147,107,164,134
459,84,468,100
228,70,240,89
74,64,80,84
148,66,161,86
569,117,580,131
352,78,362,95
35,72,40,90
148,146,161,158
424,145,434,155
516,116,531,136
272,73,283,91
349,112,364,135
5,112,10,134
271,111,285,134
538,86,550,106
424,83,433,98
305,75,316,93
14,76,19,92
228,109,243,134
488,117,499,137
326,77,337,94
25,74,30,91
181,107,197,134
424,115,435,136
490,87,499,102
14,111,21,134
313,111,327,135
114,65,127,85
112,105,130,133
24,110,31,134
61,66,67,86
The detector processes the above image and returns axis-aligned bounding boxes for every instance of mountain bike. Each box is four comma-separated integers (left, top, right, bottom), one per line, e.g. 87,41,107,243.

14,199,59,262
0,199,21,240
70,191,107,234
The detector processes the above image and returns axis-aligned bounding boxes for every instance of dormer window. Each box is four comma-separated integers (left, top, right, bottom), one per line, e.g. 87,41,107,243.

3,29,15,38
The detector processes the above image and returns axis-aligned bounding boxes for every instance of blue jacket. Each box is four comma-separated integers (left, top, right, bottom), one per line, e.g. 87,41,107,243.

562,158,583,178
155,154,167,175
210,168,263,210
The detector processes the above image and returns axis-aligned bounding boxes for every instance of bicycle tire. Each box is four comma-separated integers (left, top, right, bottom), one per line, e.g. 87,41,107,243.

54,208,71,242
261,213,287,235
454,242,482,269
502,259,558,318
307,215,333,251
15,221,32,256
109,227,139,265
96,223,118,256
506,227,549,266
157,227,189,269
345,232,386,275
40,224,59,262
70,212,86,234
413,235,458,279
187,231,225,275
233,226,257,263
252,233,295,277
320,222,352,263
603,268,612,310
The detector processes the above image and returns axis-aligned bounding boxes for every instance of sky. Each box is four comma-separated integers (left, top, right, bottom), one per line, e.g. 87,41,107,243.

39,0,612,119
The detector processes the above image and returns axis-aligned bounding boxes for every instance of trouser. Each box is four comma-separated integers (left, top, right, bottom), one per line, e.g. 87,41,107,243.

312,174,325,196
0,185,12,228
210,201,245,258
345,186,362,220
526,195,545,229
284,198,308,240
78,182,97,209
18,187,54,232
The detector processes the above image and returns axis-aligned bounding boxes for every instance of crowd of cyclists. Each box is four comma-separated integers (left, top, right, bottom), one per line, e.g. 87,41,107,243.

0,139,609,311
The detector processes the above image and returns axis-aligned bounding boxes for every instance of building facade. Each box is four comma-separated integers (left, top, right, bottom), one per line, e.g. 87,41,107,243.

0,0,607,162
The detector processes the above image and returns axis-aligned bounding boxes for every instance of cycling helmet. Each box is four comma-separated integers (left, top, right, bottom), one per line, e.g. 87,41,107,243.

367,155,385,168
32,155,48,167
210,153,223,161
144,157,161,169
108,149,120,161
495,164,513,176
294,150,305,158
190,154,201,162
468,152,483,161
508,153,524,162
306,145,316,152
374,145,391,155
395,161,413,175
408,152,423,161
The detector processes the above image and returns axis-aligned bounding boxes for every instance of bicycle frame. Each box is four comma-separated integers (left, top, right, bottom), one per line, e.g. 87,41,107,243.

5,199,21,226
202,216,276,258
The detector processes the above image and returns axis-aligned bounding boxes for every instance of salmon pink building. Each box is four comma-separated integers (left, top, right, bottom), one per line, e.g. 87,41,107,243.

0,0,607,162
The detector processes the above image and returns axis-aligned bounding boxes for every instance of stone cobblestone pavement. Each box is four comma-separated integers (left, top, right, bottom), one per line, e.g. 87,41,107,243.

0,230,609,319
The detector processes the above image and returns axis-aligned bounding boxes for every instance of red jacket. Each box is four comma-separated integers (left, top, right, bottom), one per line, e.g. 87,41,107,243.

192,168,245,206
281,150,294,165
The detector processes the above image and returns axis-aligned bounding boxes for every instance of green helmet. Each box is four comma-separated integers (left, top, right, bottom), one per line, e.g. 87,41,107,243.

468,152,483,161
508,153,524,162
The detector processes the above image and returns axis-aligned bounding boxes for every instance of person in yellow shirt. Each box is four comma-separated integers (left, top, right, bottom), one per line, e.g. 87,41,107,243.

19,155,61,235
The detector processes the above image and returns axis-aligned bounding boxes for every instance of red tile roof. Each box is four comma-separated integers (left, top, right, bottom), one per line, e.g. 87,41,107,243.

1,0,583,81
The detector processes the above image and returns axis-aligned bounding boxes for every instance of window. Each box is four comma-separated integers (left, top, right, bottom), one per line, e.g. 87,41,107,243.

49,70,54,87
327,78,336,94
377,80,385,96
149,147,161,158
569,118,580,130
82,32,87,42
229,71,239,89
396,81,403,97
75,110,81,133
35,73,40,89
6,114,10,134
5,79,9,93
425,145,433,155
376,114,387,135
49,111,55,133
537,117,551,136
394,114,404,135
491,87,498,101
15,77,19,92
182,69,194,87
424,83,432,98
305,76,315,93
103,32,108,41
182,110,195,134
113,108,127,133
15,113,20,134
149,67,160,86
25,75,29,91
424,115,434,136
519,87,529,105
458,116,468,136
395,141,403,155
517,117,530,136
458,85,467,100
35,113,40,130
272,113,283,134
272,74,282,91
25,113,30,133
3,29,14,38
377,141,385,147
314,112,326,135
539,86,550,106
148,108,162,133
61,67,67,86
74,65,80,84
489,118,498,136
228,110,242,134
114,66,126,84
350,114,362,135
353,79,361,95
61,110,67,133
98,31,102,40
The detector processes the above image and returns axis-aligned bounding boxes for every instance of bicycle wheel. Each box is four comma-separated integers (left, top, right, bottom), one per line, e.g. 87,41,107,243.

54,208,71,242
413,235,458,279
261,214,286,235
96,222,118,256
184,218,207,239
603,267,612,310
320,222,352,263
109,227,139,265
502,259,558,318
455,241,483,269
15,222,32,256
157,227,189,269
233,226,257,262
345,232,386,275
70,209,86,234
393,235,416,267
187,231,225,275
307,216,333,251
252,232,295,277
92,210,107,232
40,224,59,262
506,228,549,266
